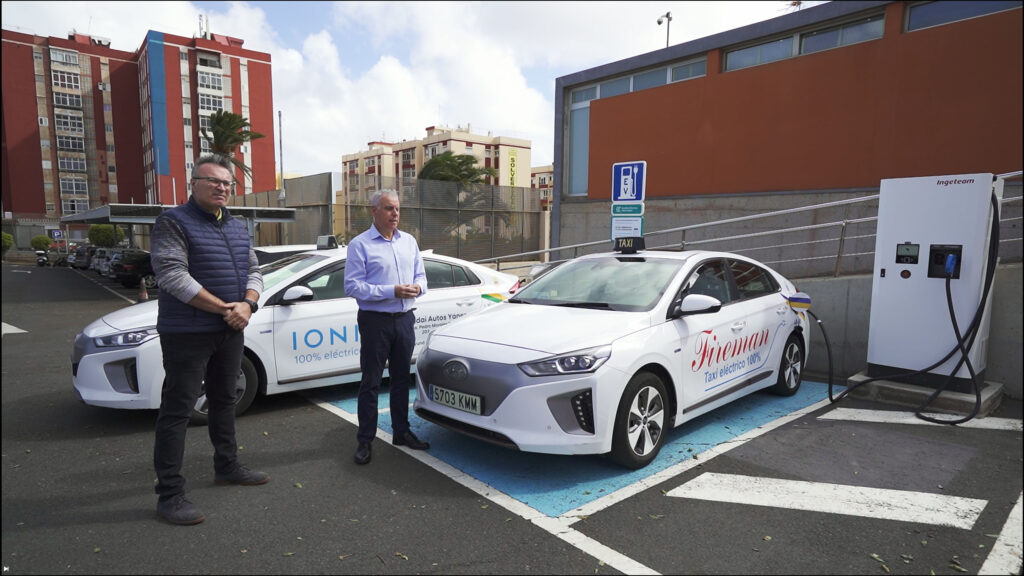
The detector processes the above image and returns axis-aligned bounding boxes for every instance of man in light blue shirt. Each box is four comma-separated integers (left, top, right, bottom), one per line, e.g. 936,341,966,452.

345,189,429,465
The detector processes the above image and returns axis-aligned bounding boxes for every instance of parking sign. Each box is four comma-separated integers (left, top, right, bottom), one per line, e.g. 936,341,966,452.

612,161,646,203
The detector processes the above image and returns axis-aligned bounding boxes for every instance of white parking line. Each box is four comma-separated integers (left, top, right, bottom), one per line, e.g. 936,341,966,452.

559,396,836,523
819,407,1023,431
666,472,987,529
2,322,28,336
979,492,1023,575
310,397,661,575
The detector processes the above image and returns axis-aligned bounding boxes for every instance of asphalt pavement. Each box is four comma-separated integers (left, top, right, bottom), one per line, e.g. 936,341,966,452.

2,262,1021,575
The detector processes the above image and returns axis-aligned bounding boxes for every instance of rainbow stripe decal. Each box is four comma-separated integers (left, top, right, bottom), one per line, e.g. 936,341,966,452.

482,293,507,303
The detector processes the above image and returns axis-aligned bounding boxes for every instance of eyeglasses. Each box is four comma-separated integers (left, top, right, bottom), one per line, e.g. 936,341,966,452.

193,176,236,190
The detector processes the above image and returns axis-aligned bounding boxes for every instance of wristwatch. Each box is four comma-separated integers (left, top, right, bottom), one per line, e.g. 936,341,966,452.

244,298,259,314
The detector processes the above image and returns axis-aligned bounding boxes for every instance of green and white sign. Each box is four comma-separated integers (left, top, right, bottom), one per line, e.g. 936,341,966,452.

611,204,644,215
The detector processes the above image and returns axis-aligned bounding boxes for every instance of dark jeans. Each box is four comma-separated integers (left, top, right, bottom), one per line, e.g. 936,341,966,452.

154,330,244,500
356,309,416,444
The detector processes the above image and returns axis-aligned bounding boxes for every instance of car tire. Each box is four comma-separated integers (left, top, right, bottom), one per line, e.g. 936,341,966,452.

770,334,804,396
609,371,668,469
190,355,259,425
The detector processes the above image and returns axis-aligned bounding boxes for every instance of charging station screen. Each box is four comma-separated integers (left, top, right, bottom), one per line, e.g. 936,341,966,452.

895,243,919,264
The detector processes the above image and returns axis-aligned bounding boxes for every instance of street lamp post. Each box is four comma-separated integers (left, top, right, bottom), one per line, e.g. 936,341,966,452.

657,11,672,48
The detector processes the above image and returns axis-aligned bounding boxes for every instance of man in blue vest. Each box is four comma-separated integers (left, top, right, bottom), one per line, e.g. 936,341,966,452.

150,154,267,525
345,189,430,465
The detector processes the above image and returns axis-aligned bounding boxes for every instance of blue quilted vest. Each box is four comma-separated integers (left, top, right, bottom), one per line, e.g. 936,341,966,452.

156,198,251,333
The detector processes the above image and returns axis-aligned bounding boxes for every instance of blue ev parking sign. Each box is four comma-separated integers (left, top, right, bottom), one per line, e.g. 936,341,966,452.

612,161,646,203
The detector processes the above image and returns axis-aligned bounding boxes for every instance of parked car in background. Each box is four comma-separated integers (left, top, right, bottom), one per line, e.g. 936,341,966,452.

114,250,156,289
105,251,125,279
254,244,318,265
72,247,521,422
73,246,96,270
90,248,111,274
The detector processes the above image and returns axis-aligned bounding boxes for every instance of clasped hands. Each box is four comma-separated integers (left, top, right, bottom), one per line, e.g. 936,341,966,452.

222,301,252,331
394,283,421,299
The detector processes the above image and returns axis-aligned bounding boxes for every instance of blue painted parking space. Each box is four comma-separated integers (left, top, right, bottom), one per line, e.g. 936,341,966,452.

315,381,835,517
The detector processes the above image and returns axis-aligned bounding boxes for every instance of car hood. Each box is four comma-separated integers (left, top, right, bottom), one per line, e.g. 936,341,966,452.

95,300,160,334
431,303,651,356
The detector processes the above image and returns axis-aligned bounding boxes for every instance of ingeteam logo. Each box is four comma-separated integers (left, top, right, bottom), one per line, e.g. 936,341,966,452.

691,328,770,372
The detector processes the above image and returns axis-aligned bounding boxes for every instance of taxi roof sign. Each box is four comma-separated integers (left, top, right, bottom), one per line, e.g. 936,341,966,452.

613,236,645,254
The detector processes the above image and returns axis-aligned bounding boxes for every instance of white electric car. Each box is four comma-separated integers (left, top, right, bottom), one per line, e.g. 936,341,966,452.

72,247,520,421
414,238,811,469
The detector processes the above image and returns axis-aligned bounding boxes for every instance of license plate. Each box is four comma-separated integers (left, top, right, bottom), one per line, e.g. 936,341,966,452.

430,384,482,415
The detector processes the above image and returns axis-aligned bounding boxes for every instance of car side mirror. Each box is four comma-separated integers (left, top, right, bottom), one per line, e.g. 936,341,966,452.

668,293,722,319
281,285,314,304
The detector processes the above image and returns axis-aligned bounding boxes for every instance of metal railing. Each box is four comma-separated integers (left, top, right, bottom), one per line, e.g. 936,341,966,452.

480,171,1023,280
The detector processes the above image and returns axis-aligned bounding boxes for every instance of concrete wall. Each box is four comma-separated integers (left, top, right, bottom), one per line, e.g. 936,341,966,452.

799,262,1023,400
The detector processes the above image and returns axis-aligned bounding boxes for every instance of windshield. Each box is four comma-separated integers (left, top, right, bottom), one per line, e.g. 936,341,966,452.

514,256,684,311
261,254,329,291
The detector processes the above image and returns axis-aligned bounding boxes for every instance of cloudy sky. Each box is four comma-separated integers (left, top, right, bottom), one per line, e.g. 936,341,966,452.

2,1,824,176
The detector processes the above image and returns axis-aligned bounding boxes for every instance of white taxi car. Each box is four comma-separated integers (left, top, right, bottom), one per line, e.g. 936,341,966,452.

414,238,811,469
72,246,519,422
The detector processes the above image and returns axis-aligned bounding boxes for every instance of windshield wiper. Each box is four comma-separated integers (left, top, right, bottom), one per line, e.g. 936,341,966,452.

551,301,615,310
507,297,533,304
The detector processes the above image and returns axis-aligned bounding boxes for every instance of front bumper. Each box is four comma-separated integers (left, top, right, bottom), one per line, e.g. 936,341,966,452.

71,332,165,409
413,346,625,455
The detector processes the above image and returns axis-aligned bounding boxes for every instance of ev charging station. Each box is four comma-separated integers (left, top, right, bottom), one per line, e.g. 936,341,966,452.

863,173,1003,400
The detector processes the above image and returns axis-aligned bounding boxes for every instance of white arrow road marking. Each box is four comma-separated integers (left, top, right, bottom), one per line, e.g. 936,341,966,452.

666,472,987,530
2,322,28,336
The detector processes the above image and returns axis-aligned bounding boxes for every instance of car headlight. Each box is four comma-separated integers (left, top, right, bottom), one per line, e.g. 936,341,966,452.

518,346,611,376
94,328,159,348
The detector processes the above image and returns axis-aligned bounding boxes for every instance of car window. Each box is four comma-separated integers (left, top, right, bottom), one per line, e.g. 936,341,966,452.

681,260,735,303
298,264,347,301
262,254,328,292
425,260,454,289
727,259,779,299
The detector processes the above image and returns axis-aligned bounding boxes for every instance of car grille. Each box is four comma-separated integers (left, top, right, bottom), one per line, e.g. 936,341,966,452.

414,407,519,450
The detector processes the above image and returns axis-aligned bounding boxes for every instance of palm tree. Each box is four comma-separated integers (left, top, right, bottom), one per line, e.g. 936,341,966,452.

418,151,496,184
200,110,265,178
417,151,507,236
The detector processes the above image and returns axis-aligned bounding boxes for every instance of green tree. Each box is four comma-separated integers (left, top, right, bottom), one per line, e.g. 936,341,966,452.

2,232,12,254
417,151,505,235
418,151,496,184
201,110,265,178
88,224,125,247
30,235,52,252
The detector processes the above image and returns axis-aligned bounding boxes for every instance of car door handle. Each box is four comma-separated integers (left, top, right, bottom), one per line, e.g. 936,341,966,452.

777,306,788,315
456,298,477,307
731,321,746,332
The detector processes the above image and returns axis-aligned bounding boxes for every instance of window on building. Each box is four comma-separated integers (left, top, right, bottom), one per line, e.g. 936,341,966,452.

571,86,597,103
671,59,707,82
51,70,81,89
199,116,212,130
108,165,116,173
62,198,90,214
57,135,85,151
197,53,221,68
58,156,87,172
200,139,211,153
199,94,223,111
907,0,1021,31
50,48,79,65
184,117,192,126
180,51,189,61
568,106,590,196
60,176,89,195
801,15,885,54
725,37,793,71
183,97,191,107
198,71,223,90
600,77,631,98
54,92,83,108
633,68,668,90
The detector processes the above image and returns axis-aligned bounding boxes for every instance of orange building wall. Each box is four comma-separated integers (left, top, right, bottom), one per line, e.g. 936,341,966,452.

587,4,1022,199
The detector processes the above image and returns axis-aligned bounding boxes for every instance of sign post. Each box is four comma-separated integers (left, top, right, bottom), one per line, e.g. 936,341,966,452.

611,161,647,241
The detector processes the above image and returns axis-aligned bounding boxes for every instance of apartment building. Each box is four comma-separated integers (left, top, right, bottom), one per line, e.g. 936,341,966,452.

341,124,531,203
2,26,275,243
531,164,554,209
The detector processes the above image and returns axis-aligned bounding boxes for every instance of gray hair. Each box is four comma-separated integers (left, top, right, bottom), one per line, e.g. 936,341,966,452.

191,154,234,178
370,189,400,209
